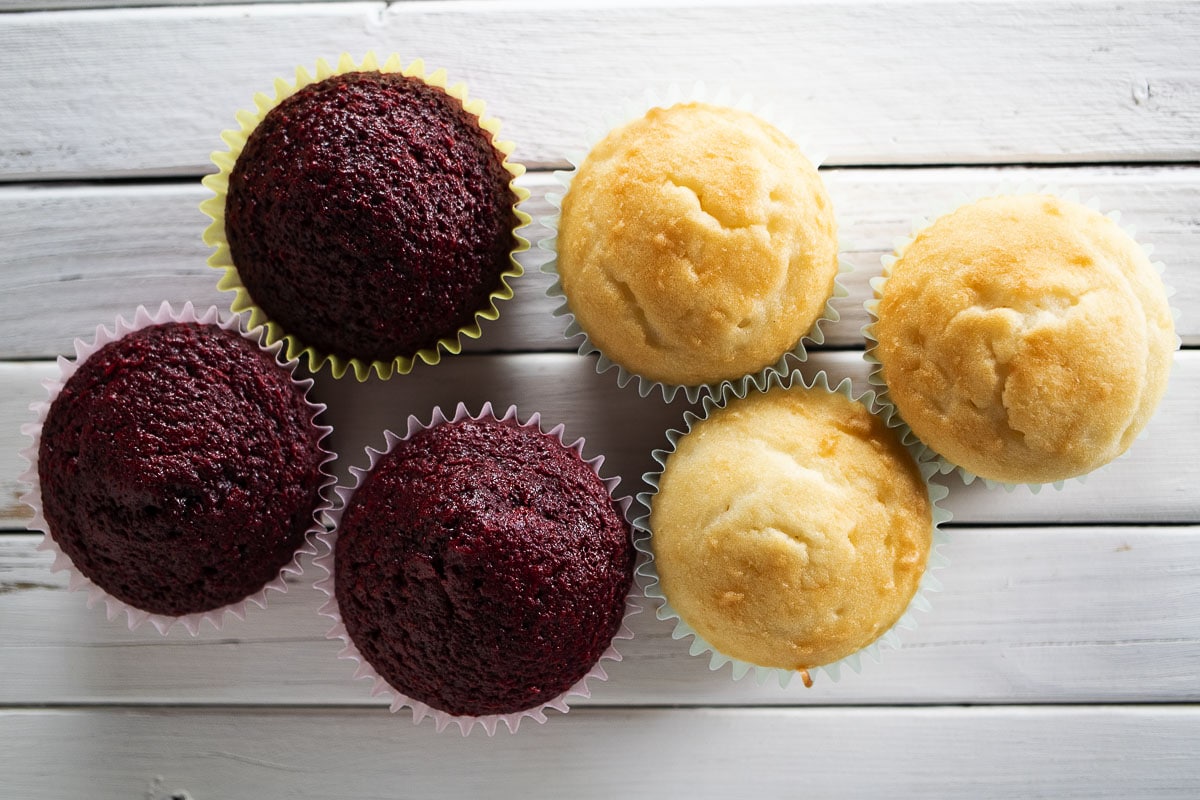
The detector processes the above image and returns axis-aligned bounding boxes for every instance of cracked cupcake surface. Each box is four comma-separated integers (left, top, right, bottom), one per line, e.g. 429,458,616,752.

650,385,932,670
334,416,634,717
225,71,519,363
873,194,1176,485
556,102,838,387
37,322,327,617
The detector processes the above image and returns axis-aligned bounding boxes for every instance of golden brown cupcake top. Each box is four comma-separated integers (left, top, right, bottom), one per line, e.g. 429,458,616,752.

873,194,1175,485
556,102,838,387
650,385,932,671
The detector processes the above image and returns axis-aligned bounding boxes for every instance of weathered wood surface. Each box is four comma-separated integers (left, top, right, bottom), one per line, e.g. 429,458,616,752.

4,350,1199,531
1,706,1198,799
1,166,1197,359
1,2,1199,178
2,1,1198,796
2,528,1198,706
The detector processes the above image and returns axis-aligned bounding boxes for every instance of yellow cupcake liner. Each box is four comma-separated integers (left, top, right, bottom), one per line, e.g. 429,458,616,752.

633,368,951,688
541,83,850,404
862,183,1182,493
200,52,531,381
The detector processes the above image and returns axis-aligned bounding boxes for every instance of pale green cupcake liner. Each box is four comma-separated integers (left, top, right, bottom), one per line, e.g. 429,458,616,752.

201,51,531,381
862,183,1182,493
633,368,951,688
540,83,849,404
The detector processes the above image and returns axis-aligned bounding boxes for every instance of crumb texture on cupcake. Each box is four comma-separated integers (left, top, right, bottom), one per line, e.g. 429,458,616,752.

334,417,634,717
650,386,932,671
874,194,1176,484
556,102,838,387
225,71,518,363
37,322,327,617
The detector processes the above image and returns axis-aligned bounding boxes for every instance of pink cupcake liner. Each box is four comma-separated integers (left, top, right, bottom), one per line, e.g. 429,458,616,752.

313,401,640,735
17,301,337,635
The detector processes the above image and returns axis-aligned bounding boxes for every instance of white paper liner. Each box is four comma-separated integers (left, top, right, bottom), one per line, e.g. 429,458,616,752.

17,301,338,635
313,401,640,735
539,82,850,404
862,183,1183,493
633,368,951,687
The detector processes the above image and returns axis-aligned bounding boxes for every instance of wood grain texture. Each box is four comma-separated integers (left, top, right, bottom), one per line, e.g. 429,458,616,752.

0,166,1195,360
0,0,306,9
0,706,1197,799
1,527,1198,706
1,1,1197,178
2,1,1198,794
4,351,1198,531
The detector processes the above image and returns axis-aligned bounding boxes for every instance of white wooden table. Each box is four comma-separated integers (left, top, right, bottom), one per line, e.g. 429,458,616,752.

1,1,1198,797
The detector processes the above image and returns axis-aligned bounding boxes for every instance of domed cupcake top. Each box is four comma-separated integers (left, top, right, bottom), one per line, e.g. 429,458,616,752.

333,414,634,718
872,193,1176,485
37,320,328,618
224,70,520,364
649,383,932,671
555,101,839,389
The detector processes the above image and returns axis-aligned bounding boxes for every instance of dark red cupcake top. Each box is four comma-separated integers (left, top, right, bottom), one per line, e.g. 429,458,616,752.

224,71,519,363
37,321,327,618
334,415,634,717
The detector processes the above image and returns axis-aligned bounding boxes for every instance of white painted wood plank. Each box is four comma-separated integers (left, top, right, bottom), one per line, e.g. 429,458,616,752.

1,0,1193,786
1,2,1197,178
1,166,1195,360
3,350,1198,529
0,0,318,9
0,706,1197,799
1,526,1198,706
0,178,557,360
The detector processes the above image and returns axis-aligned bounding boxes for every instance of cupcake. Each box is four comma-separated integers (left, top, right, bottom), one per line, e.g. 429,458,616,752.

549,97,841,401
316,404,636,734
868,192,1177,486
21,303,334,634
638,371,947,684
202,53,530,380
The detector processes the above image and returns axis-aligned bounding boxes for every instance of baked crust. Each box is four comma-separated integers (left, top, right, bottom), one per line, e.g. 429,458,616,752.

874,194,1175,484
557,102,838,386
650,386,932,670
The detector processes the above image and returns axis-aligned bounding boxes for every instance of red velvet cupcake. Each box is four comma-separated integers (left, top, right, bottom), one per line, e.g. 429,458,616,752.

202,53,530,380
20,303,335,634
315,404,636,734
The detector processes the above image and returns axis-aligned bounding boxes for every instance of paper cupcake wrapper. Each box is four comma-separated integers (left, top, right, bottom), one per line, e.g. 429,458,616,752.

17,301,338,636
313,401,640,735
540,82,850,404
633,368,951,688
201,52,532,381
862,183,1183,493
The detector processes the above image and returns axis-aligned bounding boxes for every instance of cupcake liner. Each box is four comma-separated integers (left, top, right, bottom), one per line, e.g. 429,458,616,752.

313,401,640,735
862,183,1183,493
540,82,850,404
17,301,338,636
633,368,951,688
200,51,532,381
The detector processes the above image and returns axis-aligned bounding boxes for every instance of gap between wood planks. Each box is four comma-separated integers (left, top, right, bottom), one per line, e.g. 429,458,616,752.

0,160,1198,187
0,701,1198,710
